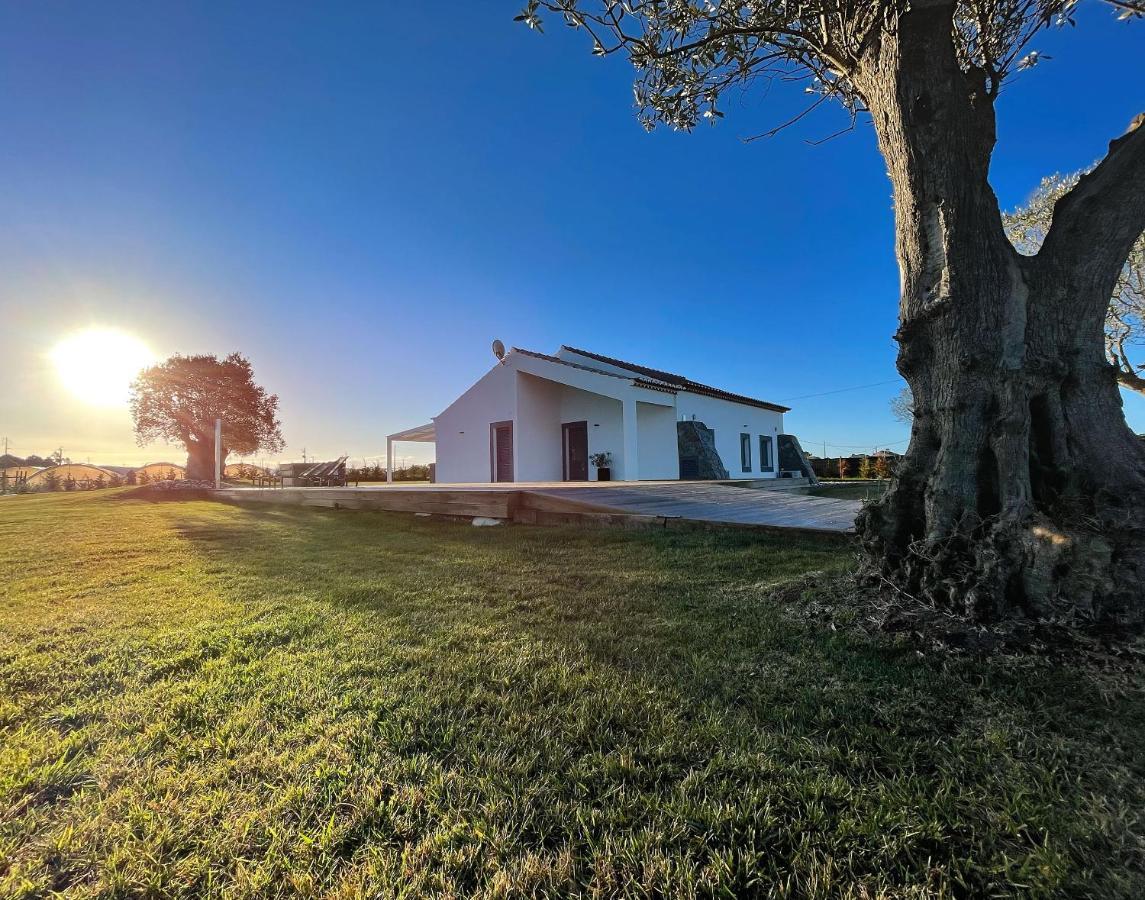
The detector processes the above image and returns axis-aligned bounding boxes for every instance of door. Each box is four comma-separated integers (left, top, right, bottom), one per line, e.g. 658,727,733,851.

562,420,588,481
490,421,514,482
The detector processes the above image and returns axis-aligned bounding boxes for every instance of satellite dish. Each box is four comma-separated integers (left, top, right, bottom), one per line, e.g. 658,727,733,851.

492,339,506,362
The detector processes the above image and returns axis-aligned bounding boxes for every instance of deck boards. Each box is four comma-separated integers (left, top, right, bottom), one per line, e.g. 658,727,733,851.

531,483,860,533
215,481,860,534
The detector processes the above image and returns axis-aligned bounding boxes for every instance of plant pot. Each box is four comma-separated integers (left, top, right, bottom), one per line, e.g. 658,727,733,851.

596,468,611,481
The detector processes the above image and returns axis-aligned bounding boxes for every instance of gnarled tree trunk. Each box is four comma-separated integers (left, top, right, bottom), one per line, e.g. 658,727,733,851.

853,1,1145,625
185,435,226,482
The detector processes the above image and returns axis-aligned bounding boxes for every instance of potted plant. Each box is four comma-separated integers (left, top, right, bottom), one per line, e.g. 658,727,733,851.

589,451,613,481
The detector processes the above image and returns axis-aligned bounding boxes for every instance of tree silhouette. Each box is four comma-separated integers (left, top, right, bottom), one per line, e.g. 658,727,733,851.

130,353,284,481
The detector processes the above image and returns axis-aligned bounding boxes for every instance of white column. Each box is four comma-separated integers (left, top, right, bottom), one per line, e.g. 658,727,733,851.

622,399,639,481
386,438,394,482
214,418,222,488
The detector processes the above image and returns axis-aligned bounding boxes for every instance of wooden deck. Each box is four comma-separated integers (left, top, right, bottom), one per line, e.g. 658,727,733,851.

215,480,861,535
530,483,860,533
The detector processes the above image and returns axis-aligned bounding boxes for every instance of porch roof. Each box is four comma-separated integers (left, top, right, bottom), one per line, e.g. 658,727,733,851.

387,422,436,443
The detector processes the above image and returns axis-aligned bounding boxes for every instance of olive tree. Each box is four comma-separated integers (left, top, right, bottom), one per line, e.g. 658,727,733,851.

130,353,284,481
1005,170,1145,395
518,0,1145,625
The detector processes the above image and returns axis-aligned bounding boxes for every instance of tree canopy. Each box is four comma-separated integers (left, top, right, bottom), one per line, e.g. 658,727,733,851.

130,353,284,478
516,0,1141,132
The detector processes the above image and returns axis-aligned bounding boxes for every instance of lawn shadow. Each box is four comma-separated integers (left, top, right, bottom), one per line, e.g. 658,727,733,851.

164,499,1143,759
32,495,1144,896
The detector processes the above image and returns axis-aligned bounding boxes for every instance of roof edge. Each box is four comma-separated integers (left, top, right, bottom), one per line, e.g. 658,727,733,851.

557,345,790,413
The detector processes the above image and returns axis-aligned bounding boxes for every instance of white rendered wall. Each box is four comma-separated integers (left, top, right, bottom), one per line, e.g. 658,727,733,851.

433,363,516,483
558,386,624,480
675,393,785,479
637,401,680,480
515,373,563,482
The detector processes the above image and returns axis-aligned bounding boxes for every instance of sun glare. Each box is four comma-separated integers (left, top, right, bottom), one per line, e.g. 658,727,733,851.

51,328,156,407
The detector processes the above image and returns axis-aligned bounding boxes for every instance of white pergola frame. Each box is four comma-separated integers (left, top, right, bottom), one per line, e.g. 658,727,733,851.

385,422,436,482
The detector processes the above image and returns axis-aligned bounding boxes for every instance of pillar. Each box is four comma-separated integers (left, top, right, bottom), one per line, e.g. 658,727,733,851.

622,399,639,481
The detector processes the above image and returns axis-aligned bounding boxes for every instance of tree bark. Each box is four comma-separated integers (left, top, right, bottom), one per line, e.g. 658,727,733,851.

185,435,227,482
853,0,1145,625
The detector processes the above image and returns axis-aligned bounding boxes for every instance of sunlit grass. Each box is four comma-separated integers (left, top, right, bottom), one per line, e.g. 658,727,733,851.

1,491,1142,897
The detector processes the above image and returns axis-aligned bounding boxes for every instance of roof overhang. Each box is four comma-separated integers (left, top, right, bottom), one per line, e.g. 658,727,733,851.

387,422,436,443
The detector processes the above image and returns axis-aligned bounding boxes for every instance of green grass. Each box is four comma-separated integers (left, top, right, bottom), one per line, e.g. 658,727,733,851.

1,491,1142,898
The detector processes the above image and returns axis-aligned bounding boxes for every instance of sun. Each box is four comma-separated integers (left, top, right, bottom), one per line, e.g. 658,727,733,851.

51,328,157,407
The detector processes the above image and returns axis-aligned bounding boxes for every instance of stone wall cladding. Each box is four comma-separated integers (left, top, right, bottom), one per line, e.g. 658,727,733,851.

677,421,730,480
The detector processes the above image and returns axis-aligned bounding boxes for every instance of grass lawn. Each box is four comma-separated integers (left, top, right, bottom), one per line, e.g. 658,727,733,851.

1,491,1143,897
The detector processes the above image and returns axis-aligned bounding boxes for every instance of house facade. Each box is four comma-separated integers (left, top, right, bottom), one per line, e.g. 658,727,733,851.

388,346,805,484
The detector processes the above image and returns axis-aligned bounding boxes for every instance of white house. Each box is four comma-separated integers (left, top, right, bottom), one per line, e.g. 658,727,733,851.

387,345,810,484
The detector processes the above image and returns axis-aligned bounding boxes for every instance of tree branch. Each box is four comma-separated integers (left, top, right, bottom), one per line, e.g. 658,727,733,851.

1038,114,1145,296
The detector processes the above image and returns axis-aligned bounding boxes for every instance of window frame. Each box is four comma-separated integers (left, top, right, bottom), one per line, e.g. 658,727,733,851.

740,432,752,472
759,435,774,472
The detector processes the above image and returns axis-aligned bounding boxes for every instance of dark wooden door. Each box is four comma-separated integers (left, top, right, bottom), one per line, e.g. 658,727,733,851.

562,421,588,481
490,422,513,482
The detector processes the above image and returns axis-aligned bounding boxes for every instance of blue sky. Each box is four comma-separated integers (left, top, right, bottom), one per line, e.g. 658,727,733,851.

1,2,1141,466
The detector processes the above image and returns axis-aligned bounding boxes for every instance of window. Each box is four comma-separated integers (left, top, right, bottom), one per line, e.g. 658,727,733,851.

759,435,774,472
740,433,751,471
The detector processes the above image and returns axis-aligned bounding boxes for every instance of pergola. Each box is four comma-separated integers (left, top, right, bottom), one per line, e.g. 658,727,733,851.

385,422,436,482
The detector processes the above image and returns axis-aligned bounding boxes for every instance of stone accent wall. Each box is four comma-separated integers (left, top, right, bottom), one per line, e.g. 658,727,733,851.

677,421,729,480
778,434,818,484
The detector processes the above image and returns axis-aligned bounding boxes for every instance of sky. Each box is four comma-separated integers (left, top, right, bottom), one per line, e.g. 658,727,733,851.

1,2,1142,468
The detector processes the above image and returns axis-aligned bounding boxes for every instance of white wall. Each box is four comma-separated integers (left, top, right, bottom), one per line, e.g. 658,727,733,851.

433,363,516,483
676,393,785,480
637,401,680,480
515,373,563,482
558,386,624,480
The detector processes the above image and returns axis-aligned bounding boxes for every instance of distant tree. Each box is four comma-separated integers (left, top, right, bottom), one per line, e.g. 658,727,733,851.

858,456,874,480
1004,170,1145,395
130,353,285,481
518,2,1145,624
63,474,76,492
0,454,21,468
44,471,60,492
23,455,49,468
874,454,892,480
890,388,914,425
838,458,853,480
93,474,106,490
125,469,137,486
109,473,123,488
137,471,151,486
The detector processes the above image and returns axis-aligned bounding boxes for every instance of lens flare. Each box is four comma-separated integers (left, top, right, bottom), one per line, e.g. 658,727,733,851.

51,328,156,407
